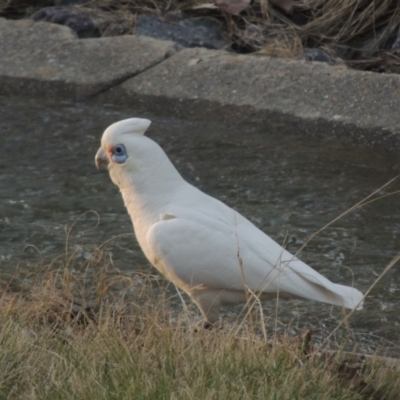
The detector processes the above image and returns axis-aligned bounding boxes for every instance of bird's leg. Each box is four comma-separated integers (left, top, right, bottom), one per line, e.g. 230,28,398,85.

193,319,215,333
190,289,222,326
203,321,214,330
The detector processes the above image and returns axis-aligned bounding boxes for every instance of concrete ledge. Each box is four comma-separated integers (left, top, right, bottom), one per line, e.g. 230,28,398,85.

132,47,399,133
1,17,400,149
0,18,180,101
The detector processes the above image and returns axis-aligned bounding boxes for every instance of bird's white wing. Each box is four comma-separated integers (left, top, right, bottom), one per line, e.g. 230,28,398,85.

146,197,363,310
146,211,246,291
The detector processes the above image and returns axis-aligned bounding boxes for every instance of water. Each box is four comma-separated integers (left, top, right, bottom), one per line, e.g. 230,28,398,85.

1,96,400,349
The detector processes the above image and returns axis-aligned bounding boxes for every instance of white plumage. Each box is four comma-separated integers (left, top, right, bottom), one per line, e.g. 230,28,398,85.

95,118,364,323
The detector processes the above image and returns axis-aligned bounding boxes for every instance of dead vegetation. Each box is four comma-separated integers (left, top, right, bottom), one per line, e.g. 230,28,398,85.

1,259,400,399
1,179,400,398
1,0,400,72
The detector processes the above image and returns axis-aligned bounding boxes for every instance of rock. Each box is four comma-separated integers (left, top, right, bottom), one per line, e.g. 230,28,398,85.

31,7,100,38
0,0,50,18
0,17,180,100
31,6,133,38
303,48,332,63
101,20,132,37
329,44,354,61
135,13,227,50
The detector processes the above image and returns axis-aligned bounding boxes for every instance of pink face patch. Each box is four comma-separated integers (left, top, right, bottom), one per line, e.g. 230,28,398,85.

105,144,114,159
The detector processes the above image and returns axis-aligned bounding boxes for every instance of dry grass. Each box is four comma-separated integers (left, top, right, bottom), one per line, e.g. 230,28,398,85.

1,180,400,398
1,183,400,400
0,249,399,399
104,0,400,71
295,0,400,46
232,0,400,68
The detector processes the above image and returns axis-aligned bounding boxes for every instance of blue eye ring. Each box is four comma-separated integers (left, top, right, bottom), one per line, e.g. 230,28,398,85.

112,143,128,164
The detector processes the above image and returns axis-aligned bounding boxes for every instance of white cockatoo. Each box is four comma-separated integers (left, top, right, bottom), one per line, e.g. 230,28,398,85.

95,118,364,324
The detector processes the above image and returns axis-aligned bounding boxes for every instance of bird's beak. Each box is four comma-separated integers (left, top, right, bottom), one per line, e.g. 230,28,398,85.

95,147,109,170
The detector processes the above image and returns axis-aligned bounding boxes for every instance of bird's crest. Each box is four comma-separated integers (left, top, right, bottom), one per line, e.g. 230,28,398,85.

103,118,151,142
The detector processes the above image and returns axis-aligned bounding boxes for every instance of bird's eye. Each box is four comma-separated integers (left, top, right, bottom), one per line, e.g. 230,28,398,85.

111,143,128,164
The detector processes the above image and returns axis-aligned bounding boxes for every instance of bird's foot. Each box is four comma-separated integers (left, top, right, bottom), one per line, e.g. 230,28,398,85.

203,321,214,330
193,319,218,333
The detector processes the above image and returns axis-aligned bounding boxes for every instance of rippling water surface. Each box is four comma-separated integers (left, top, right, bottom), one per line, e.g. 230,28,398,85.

1,96,400,349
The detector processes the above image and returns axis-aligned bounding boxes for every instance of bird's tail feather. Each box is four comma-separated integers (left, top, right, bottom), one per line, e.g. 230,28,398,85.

270,260,364,310
292,278,364,310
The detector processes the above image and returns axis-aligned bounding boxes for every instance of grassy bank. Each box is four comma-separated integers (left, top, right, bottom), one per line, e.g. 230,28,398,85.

1,263,399,400
2,186,400,399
